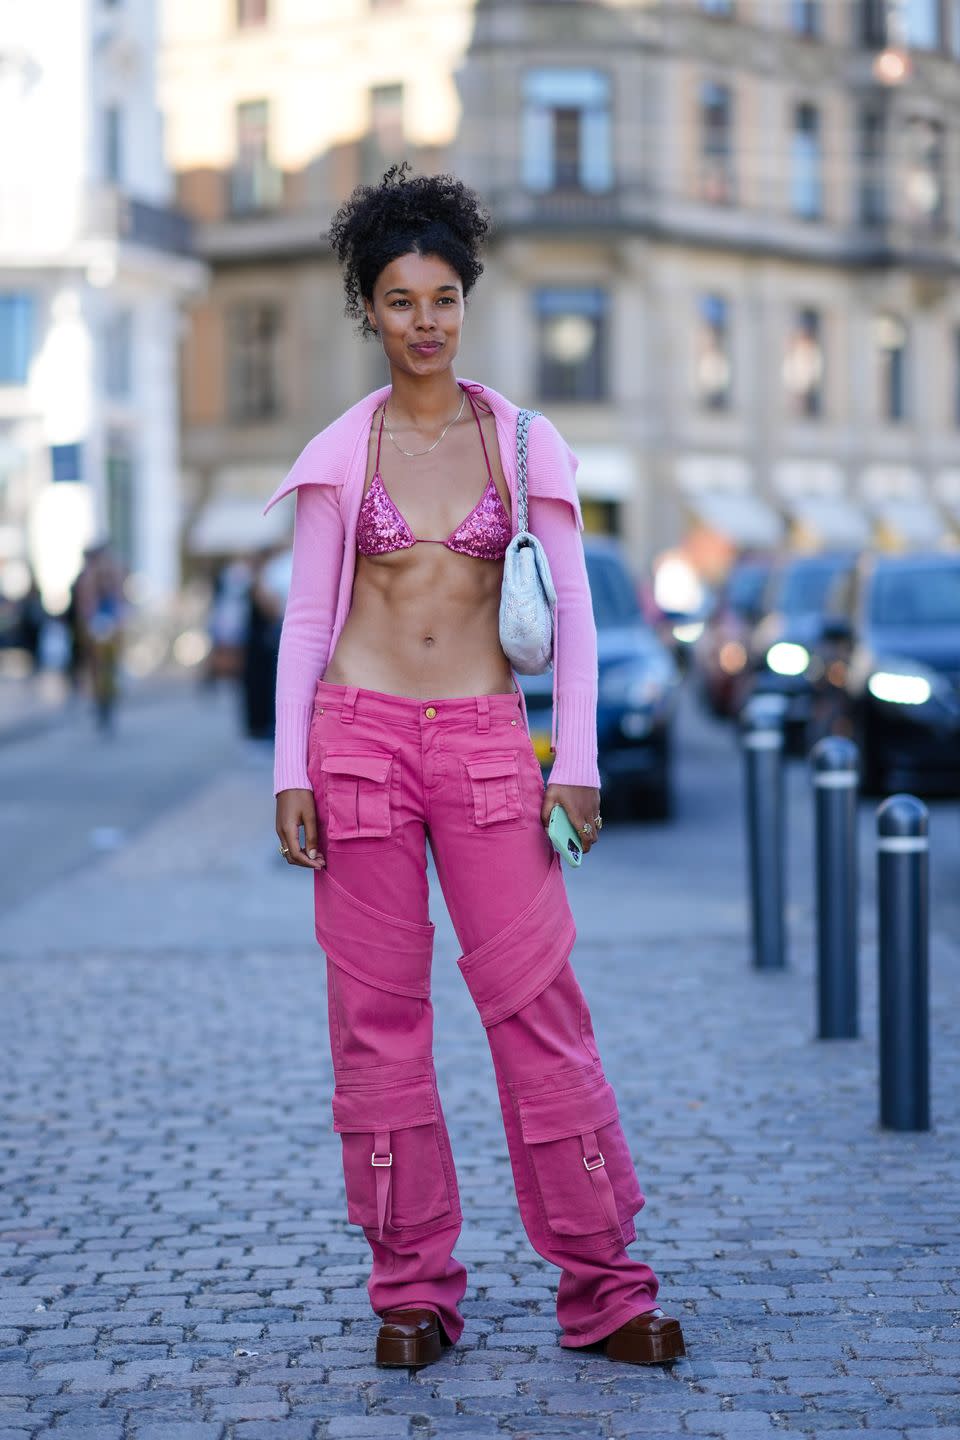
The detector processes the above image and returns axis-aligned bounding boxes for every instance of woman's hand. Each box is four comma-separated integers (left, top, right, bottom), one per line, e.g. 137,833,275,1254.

541,783,603,855
276,788,326,871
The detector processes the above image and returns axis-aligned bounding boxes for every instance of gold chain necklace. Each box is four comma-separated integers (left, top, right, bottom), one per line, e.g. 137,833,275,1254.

383,388,466,457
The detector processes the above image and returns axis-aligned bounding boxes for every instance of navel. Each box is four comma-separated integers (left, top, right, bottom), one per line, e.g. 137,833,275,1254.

423,635,436,647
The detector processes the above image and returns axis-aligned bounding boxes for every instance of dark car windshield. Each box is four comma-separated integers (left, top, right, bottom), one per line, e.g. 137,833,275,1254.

725,563,769,615
870,565,960,628
585,551,641,628
775,560,849,616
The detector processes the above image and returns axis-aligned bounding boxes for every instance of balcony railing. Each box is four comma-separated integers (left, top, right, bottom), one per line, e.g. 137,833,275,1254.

89,190,195,255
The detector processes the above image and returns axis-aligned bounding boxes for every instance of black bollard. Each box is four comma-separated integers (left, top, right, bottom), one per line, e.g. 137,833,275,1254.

877,794,930,1132
740,694,788,970
811,736,859,1039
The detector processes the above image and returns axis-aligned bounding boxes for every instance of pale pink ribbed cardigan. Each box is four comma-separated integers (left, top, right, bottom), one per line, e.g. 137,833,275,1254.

263,379,600,795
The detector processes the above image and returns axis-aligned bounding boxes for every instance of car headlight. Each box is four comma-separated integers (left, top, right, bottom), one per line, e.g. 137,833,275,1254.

672,620,704,645
867,658,947,707
765,641,810,676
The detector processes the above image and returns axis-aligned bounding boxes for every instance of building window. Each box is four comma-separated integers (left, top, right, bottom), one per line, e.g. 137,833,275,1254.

860,0,887,46
363,84,406,183
783,308,824,418
699,82,735,204
790,0,820,36
103,105,124,185
875,312,908,422
696,294,732,411
790,102,822,220
904,117,945,229
522,70,612,194
228,302,283,421
858,106,886,226
236,0,268,27
903,0,941,48
0,294,35,385
230,100,282,214
535,288,608,402
103,311,133,399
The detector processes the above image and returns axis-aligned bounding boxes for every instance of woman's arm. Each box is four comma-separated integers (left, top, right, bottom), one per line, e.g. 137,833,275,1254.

527,494,601,792
273,482,344,794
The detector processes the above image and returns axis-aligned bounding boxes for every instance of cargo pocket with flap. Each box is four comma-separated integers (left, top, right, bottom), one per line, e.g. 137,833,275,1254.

332,1077,451,1234
320,751,395,842
462,754,524,830
518,1078,645,1246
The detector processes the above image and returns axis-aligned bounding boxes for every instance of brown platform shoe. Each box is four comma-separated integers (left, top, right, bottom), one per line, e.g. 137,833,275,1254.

601,1307,686,1365
375,1307,450,1368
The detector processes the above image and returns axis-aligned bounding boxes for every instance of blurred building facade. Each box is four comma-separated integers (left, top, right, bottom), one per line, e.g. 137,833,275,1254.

0,0,205,616
161,0,960,578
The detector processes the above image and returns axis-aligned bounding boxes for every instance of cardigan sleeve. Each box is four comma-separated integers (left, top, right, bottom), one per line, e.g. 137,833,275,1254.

525,415,600,792
273,482,344,794
528,496,601,790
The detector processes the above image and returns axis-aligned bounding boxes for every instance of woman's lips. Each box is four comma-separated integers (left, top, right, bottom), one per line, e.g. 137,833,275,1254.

410,342,442,354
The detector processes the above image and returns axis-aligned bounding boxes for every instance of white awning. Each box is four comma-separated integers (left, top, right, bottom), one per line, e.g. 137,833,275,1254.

188,496,291,556
934,469,960,527
871,498,949,549
676,454,753,494
774,459,846,498
685,490,783,548
786,495,871,549
574,444,636,499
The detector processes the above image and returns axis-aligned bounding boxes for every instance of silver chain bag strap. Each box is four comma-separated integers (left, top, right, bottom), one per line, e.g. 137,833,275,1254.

498,408,557,675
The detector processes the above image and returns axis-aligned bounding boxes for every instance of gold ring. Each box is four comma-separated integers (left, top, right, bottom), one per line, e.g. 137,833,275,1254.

580,822,593,837
595,815,603,831
279,845,290,857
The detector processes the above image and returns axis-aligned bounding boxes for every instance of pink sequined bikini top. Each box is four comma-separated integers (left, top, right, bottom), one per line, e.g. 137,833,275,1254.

356,383,512,561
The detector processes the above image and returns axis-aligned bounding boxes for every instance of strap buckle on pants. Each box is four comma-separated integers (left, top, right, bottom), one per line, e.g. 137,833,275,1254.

581,1129,621,1234
475,696,489,732
372,1129,392,1237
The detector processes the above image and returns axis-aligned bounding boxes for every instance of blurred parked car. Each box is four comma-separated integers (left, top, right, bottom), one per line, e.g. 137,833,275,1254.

519,537,681,819
818,553,960,796
745,550,858,751
693,555,772,718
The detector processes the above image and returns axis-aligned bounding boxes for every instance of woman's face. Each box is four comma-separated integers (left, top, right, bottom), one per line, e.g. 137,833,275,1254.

364,251,464,378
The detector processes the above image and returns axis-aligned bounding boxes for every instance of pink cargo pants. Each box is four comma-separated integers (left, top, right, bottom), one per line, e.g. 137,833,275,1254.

307,679,660,1347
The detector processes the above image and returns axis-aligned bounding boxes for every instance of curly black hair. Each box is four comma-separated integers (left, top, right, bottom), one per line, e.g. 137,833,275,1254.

329,163,490,338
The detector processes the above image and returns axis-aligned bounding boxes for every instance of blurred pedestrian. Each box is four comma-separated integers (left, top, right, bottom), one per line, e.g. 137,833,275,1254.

264,166,684,1369
206,558,251,687
74,542,125,731
240,549,285,739
17,573,47,674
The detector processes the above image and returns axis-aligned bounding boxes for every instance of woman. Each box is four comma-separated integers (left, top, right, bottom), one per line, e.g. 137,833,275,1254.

265,167,685,1370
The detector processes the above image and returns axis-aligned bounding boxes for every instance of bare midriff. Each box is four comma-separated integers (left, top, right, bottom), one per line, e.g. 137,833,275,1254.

322,405,516,699
323,546,514,698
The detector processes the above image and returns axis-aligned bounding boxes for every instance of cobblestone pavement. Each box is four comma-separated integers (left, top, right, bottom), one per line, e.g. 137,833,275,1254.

0,685,958,1440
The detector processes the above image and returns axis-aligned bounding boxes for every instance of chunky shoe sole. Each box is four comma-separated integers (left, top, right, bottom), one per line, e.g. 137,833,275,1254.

603,1316,686,1366
375,1326,443,1368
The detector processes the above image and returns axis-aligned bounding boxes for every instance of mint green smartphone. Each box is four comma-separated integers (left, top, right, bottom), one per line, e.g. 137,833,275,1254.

547,803,583,867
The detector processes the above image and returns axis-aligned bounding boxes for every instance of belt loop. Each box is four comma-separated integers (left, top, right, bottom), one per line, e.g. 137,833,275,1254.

341,686,358,725
476,695,490,733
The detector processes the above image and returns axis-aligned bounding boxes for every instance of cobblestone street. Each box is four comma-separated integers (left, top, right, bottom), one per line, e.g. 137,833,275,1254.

1,681,958,1440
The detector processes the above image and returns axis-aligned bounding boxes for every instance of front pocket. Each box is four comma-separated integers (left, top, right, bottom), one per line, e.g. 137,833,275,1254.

463,755,523,827
518,1078,645,1241
321,752,394,840
332,1078,451,1231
